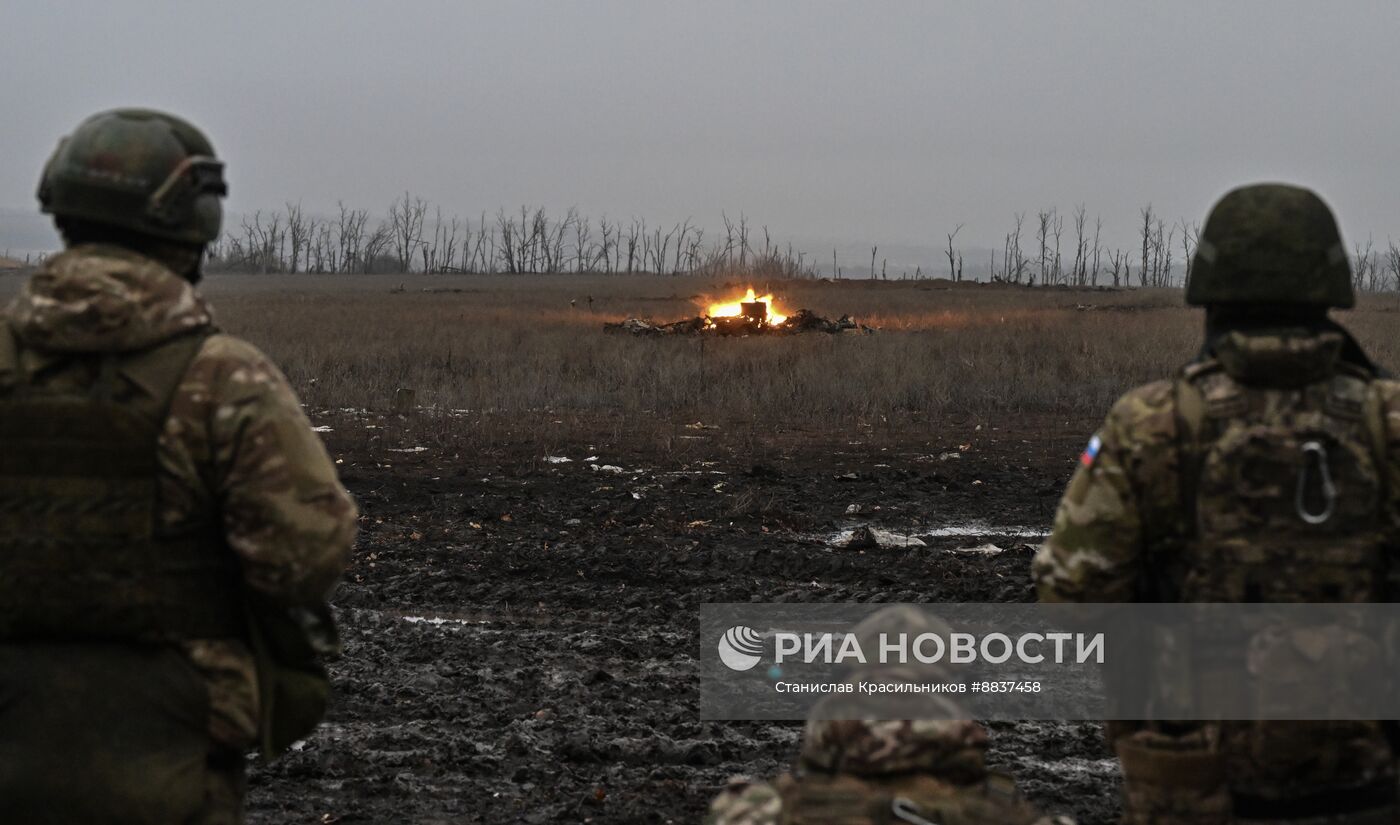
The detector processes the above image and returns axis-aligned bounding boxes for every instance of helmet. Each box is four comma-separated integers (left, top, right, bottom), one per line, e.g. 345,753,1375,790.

1186,183,1353,308
844,605,962,682
37,109,227,245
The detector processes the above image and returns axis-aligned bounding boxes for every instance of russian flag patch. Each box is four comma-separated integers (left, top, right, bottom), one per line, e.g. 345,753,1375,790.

1080,434,1102,467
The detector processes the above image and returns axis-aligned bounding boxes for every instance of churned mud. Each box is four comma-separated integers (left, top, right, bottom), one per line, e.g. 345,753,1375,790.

247,415,1118,824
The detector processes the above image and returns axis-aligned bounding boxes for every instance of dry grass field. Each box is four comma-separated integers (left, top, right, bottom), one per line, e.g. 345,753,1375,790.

7,270,1396,434
194,273,1400,445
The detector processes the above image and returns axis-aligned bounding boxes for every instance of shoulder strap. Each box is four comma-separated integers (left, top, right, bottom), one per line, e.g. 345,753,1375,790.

113,328,216,424
1363,379,1389,470
1174,372,1206,507
1363,379,1392,525
0,318,17,393
1166,369,1208,591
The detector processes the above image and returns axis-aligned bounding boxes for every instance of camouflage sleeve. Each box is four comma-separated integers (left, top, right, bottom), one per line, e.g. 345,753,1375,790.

1033,380,1176,603
1374,379,1400,541
181,334,356,605
706,777,783,825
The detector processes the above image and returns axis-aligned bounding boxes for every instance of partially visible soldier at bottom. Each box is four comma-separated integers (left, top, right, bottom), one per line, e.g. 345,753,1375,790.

1035,183,1398,824
707,606,1072,825
0,109,357,823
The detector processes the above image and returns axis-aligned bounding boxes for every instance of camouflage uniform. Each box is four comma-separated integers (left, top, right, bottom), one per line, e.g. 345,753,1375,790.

0,111,355,823
1034,184,1398,825
707,607,1069,825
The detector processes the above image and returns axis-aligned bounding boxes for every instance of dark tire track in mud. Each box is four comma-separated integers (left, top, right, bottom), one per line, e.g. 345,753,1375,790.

247,419,1119,824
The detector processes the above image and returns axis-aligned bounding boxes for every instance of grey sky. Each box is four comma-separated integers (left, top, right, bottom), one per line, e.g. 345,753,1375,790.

2,1,1398,256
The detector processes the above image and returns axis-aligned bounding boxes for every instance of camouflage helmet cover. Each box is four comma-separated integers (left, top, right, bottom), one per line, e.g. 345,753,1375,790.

1186,183,1353,308
846,605,956,665
37,108,227,245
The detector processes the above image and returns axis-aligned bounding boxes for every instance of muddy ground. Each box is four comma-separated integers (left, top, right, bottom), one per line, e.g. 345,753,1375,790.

246,414,1118,824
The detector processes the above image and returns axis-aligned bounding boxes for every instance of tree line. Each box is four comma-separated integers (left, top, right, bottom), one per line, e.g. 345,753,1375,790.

207,194,812,279
205,193,1400,292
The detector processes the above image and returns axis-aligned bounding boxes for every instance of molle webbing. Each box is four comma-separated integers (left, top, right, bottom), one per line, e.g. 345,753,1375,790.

0,329,243,641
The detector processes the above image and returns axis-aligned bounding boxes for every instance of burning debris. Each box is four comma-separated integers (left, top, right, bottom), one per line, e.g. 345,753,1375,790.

605,288,872,336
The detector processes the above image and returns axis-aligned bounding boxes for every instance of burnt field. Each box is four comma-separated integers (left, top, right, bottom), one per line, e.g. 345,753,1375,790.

4,271,1398,823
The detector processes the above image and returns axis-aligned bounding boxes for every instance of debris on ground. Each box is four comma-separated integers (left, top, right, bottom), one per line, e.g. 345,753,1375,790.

606,287,874,335
951,543,1007,556
605,308,872,336
842,525,927,550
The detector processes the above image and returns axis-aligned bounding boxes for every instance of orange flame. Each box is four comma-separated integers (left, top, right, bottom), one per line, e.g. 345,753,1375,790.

705,288,788,325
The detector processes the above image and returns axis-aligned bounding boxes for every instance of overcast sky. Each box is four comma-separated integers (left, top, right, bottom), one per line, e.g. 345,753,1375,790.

3,1,1398,255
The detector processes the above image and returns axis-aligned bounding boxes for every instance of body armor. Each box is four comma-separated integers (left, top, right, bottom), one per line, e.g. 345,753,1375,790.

1129,333,1396,815
1158,347,1389,604
0,323,242,642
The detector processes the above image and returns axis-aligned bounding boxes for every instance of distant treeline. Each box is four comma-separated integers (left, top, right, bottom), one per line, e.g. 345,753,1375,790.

205,194,1400,292
208,194,813,281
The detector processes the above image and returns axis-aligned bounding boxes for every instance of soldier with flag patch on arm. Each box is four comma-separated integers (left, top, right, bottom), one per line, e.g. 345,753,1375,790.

1034,183,1400,825
0,109,356,823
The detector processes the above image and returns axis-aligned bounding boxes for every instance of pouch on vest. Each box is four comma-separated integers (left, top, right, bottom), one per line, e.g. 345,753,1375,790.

248,592,339,759
1115,729,1230,825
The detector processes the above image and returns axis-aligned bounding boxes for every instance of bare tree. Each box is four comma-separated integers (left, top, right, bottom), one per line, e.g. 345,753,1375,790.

1090,215,1103,286
335,202,368,274
362,222,392,273
624,219,641,274
1036,209,1053,287
1139,205,1155,287
1385,240,1400,293
1070,205,1087,286
284,203,310,274
1178,219,1200,284
240,211,285,274
946,224,963,282
388,192,428,273
1107,249,1127,288
1002,213,1028,284
1160,221,1175,287
1353,237,1376,292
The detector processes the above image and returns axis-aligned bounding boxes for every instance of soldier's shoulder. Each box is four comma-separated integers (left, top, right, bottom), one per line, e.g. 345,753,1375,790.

1370,375,1400,405
706,776,783,825
184,333,295,403
195,332,274,366
1369,377,1400,438
1103,378,1178,446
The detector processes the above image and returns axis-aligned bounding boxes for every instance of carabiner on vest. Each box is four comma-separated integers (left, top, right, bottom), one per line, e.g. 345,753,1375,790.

1296,440,1337,525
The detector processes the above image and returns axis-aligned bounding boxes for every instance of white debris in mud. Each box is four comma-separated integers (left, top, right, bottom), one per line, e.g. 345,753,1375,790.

311,425,333,433
402,615,490,627
923,523,1048,538
389,447,428,453
544,456,573,464
836,526,927,549
822,521,1048,547
590,464,625,474
951,543,1007,556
